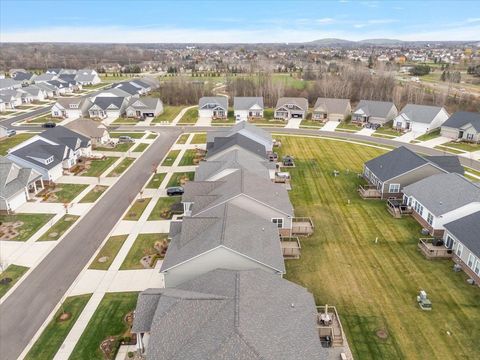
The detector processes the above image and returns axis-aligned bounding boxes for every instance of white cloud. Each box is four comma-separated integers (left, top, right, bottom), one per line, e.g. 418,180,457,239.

368,19,398,24
316,18,335,24
466,18,480,23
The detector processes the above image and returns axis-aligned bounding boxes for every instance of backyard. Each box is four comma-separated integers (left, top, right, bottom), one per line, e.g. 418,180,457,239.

276,135,480,360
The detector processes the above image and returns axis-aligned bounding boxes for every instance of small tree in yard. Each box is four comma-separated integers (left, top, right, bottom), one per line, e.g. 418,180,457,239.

409,65,431,76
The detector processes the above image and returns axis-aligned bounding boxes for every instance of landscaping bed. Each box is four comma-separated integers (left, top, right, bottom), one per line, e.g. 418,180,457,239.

0,213,54,241
38,215,80,241
120,234,169,270
89,235,129,270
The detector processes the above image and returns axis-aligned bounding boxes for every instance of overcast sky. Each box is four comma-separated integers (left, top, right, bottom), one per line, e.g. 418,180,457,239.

1,0,480,43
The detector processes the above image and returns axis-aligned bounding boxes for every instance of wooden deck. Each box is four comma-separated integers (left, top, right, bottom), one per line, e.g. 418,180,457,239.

292,217,314,236
280,237,301,259
358,184,381,199
418,238,453,260
317,305,346,348
387,199,412,218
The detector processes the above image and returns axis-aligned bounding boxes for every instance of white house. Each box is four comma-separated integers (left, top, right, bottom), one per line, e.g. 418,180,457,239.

87,97,128,120
51,97,91,119
403,173,480,237
198,96,228,119
233,97,264,122
74,69,101,85
125,97,163,120
394,104,449,133
274,97,309,120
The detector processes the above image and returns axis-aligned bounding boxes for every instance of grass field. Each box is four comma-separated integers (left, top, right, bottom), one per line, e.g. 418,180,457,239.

276,136,480,360
152,105,185,123
123,198,151,221
82,157,119,177
335,122,361,132
25,294,92,360
69,292,138,360
191,133,207,144
79,185,108,203
107,157,135,177
38,215,79,241
166,172,195,187
176,134,189,144
443,141,479,152
177,108,198,124
120,234,168,270
161,150,180,166
416,129,440,142
0,133,37,155
0,265,29,299
178,149,199,166
132,143,149,152
89,235,129,270
45,184,88,203
148,196,181,220
146,173,166,189
0,213,54,241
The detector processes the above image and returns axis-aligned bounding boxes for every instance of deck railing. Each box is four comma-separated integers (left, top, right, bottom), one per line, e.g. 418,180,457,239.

418,238,453,259
358,184,381,199
280,237,301,259
316,305,345,347
292,217,314,236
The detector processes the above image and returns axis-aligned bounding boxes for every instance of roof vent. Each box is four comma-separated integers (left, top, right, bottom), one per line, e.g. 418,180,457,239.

291,303,295,308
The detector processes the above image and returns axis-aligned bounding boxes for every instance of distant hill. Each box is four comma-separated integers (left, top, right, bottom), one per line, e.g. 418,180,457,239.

306,38,479,47
307,38,355,46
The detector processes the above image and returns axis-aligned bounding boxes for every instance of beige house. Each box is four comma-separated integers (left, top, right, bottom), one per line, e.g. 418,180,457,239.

312,98,351,122
65,118,110,146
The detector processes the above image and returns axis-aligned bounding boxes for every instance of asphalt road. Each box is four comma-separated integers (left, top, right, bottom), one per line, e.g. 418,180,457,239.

0,106,52,130
0,128,180,360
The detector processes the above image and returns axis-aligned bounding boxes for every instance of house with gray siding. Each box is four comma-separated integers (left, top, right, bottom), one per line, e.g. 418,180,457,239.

312,97,351,122
198,96,228,119
440,111,480,143
393,104,449,133
352,100,398,125
274,97,309,120
125,97,163,120
233,97,264,122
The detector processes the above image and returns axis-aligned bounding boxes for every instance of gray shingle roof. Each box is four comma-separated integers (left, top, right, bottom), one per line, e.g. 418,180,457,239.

444,211,480,257
126,97,161,110
354,100,396,117
275,97,308,111
206,133,267,159
0,156,41,199
161,203,285,273
233,97,264,111
40,125,90,150
207,120,272,145
91,96,126,110
397,104,446,124
65,119,108,138
133,269,325,360
113,82,143,95
442,111,480,132
313,97,350,114
8,140,69,170
364,146,463,182
403,173,480,216
199,96,228,110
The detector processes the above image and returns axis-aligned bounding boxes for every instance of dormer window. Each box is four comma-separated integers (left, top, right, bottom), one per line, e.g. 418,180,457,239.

45,156,54,164
69,104,79,109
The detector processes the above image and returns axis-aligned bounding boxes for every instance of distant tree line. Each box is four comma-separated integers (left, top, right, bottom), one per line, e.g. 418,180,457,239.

150,78,214,105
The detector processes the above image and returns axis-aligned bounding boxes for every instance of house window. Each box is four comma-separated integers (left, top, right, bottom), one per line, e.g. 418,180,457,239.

467,253,475,269
414,201,423,216
456,243,463,257
427,212,434,226
53,111,59,116
272,218,284,228
388,184,400,193
475,260,480,276
445,235,454,249
466,133,474,141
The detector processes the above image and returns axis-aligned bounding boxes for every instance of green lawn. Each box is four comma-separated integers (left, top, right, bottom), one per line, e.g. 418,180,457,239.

0,265,29,299
38,215,80,241
372,133,396,139
26,115,63,124
79,185,108,203
374,126,402,137
161,150,180,166
176,134,190,144
110,132,145,139
69,292,138,360
166,172,195,187
152,105,185,123
146,133,158,139
276,135,480,360
416,129,441,142
211,118,235,125
443,141,479,152
0,133,37,155
95,142,135,152
120,234,168,270
148,196,182,220
89,235,128,270
434,145,465,154
191,133,207,144
300,120,324,129
464,166,480,178
177,108,198,124
111,117,137,125
123,198,151,221
0,213,54,241
82,157,119,177
25,294,92,360
178,149,200,166
107,157,135,177
146,173,167,189
335,121,361,132
44,184,88,203
132,143,149,152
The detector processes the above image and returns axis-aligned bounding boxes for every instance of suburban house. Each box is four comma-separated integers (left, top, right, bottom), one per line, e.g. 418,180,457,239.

361,146,464,199
33,73,58,83
233,97,264,122
444,211,480,284
51,97,91,119
12,71,36,84
207,120,273,152
87,97,128,120
132,269,326,359
0,78,22,91
198,96,228,119
91,87,133,100
74,69,101,85
161,203,285,287
441,111,480,143
125,97,163,120
20,86,46,102
206,133,268,160
312,97,351,122
403,173,480,237
352,100,398,125
112,81,148,96
0,156,43,212
0,90,23,107
274,97,309,120
65,118,111,146
393,104,449,133
33,82,56,98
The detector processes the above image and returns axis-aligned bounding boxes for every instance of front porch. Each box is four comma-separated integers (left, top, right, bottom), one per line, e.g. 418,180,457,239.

417,238,453,260
280,236,301,259
358,184,381,199
27,178,45,200
386,199,412,218
292,217,314,236
317,305,347,348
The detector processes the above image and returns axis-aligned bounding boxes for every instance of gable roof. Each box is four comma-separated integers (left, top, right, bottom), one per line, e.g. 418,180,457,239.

233,97,264,111
403,173,480,216
91,96,126,110
313,97,350,114
161,203,285,273
207,120,272,146
8,140,69,170
65,119,107,138
133,269,325,360
442,111,480,132
354,100,396,118
113,82,143,95
126,97,161,110
206,133,268,159
0,156,41,199
40,125,90,150
397,104,446,124
199,96,228,110
444,211,480,257
275,97,308,111
12,72,34,81
364,146,463,182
